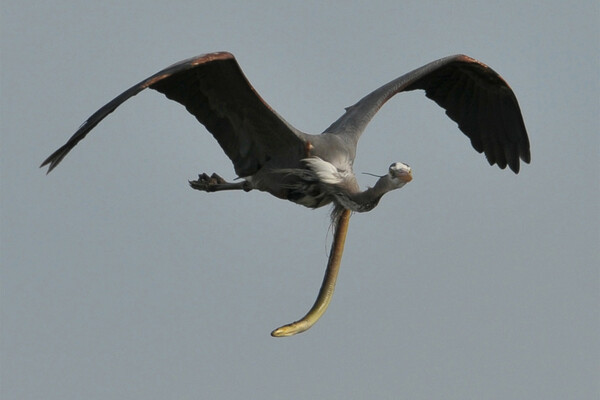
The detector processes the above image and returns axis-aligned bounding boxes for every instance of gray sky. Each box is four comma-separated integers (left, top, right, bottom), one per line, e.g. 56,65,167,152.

2,1,598,399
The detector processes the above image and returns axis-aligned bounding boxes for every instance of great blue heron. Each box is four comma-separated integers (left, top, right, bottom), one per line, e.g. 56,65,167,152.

41,52,530,337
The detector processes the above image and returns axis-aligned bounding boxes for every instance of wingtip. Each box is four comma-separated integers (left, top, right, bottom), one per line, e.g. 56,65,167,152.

39,160,55,174
45,163,56,174
511,148,531,174
40,150,65,174
39,158,52,173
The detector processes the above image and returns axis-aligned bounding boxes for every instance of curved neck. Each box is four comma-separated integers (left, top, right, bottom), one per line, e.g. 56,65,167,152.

333,175,404,212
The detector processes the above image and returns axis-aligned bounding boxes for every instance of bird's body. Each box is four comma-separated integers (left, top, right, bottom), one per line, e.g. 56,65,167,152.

225,134,410,213
42,51,530,336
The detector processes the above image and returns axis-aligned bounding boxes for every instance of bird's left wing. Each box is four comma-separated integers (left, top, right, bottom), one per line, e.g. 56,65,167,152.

41,52,307,176
323,55,530,173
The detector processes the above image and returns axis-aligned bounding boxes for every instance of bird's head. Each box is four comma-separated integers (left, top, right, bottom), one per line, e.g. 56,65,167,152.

388,162,412,187
368,161,412,200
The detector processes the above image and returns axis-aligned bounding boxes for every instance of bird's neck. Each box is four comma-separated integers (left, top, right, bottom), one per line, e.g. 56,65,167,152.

333,175,401,213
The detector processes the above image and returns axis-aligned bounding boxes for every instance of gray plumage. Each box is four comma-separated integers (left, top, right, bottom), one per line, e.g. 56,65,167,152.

41,52,530,214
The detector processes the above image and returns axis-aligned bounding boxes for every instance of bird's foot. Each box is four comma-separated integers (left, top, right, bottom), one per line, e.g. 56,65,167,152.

189,173,251,192
189,173,227,192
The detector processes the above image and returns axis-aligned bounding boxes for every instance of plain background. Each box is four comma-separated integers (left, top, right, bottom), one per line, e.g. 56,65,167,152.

2,1,598,399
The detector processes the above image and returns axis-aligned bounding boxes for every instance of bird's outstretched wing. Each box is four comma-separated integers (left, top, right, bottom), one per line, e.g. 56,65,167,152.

41,52,306,176
324,55,530,173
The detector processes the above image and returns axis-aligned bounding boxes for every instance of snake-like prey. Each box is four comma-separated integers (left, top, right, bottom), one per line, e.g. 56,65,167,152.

271,209,351,337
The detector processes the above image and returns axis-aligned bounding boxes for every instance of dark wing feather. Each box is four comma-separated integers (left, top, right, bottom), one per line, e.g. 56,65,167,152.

41,52,306,176
324,55,530,173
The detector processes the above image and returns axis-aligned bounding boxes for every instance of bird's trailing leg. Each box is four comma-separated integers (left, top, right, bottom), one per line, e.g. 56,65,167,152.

189,173,251,192
271,208,352,337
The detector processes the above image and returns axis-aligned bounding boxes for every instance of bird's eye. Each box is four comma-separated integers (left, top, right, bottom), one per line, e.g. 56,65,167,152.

389,162,409,171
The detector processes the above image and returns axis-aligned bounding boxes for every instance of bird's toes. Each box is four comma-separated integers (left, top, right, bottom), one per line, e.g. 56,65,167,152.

189,173,211,191
189,172,227,191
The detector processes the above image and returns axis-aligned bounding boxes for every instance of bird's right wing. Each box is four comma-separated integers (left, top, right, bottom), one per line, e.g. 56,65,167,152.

323,55,530,173
41,52,307,176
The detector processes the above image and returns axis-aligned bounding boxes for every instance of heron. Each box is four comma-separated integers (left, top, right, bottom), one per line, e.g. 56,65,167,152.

41,52,530,337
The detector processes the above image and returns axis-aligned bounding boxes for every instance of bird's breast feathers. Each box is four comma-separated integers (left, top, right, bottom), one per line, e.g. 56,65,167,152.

302,157,351,186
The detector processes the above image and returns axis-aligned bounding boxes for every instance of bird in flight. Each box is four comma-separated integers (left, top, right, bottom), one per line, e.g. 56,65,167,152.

41,52,530,337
